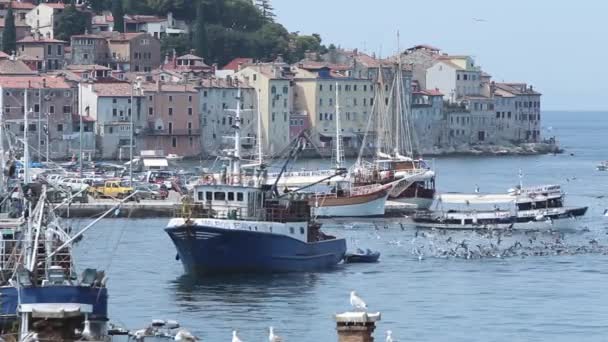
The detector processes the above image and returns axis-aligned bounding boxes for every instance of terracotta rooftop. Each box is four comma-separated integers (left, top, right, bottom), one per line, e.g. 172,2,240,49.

0,59,37,75
92,82,144,97
495,82,542,96
67,64,112,71
415,89,444,96
222,57,254,71
0,75,71,88
0,51,10,59
106,32,147,42
140,82,198,93
9,1,35,10
40,3,66,9
198,78,252,89
18,36,67,44
92,14,114,25
177,54,203,61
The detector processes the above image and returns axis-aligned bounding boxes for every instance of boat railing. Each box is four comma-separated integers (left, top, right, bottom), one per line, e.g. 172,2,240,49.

268,170,336,178
349,184,384,196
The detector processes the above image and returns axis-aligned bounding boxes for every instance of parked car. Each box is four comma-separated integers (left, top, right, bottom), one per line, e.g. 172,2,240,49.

134,184,168,200
57,178,89,193
90,180,134,199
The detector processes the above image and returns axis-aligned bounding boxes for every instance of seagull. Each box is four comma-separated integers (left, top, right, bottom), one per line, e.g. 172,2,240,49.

603,209,608,217
232,330,243,342
350,291,367,311
268,326,283,342
475,185,480,193
133,327,153,342
472,17,487,22
175,329,200,341
385,330,394,342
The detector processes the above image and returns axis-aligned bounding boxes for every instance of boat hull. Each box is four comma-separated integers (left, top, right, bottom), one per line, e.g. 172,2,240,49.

311,187,390,218
165,225,346,275
390,196,434,210
412,206,588,230
0,285,108,321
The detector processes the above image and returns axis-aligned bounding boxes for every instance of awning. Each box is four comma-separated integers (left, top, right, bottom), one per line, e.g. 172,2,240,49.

19,303,93,318
143,158,168,168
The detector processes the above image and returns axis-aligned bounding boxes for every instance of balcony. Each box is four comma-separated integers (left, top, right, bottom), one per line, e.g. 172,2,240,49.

143,128,201,136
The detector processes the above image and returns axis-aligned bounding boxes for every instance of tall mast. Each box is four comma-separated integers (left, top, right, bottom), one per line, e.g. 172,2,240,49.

232,87,242,183
0,87,4,189
256,90,263,166
394,31,401,156
334,82,342,169
24,87,30,183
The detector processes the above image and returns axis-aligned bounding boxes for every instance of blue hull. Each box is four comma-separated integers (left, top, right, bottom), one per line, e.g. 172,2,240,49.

166,225,346,275
0,286,108,320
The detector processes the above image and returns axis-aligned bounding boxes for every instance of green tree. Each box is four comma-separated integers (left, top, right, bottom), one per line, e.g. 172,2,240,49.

112,0,124,32
161,34,190,57
2,5,16,54
254,0,275,22
193,1,208,58
252,22,290,61
55,4,92,41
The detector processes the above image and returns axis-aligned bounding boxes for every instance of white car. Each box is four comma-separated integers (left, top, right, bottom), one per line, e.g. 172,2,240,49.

57,178,89,192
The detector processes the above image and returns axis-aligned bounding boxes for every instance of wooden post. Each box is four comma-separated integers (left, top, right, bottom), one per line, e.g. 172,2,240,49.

335,312,381,342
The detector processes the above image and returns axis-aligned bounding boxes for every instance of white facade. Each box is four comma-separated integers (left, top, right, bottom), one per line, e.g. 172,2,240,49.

425,61,458,102
25,4,62,39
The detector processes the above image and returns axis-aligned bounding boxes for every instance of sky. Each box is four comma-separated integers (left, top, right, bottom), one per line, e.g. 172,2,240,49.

272,0,608,111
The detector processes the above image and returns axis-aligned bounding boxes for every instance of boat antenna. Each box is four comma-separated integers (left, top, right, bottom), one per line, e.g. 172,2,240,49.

23,87,30,183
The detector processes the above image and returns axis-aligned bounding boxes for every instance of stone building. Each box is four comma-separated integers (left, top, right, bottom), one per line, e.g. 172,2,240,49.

17,34,67,71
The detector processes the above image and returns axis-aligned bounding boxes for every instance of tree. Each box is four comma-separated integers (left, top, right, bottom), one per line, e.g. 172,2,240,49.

161,34,190,58
193,1,208,58
2,5,16,54
111,0,124,32
55,4,91,41
255,0,275,22
87,0,109,13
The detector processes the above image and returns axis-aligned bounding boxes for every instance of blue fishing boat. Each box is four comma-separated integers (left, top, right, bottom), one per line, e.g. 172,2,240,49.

165,88,346,275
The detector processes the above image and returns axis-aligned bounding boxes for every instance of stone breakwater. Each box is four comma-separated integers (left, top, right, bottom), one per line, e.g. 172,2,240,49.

420,142,563,156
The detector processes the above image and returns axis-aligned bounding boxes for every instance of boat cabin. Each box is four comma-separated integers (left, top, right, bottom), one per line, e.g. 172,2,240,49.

193,184,311,223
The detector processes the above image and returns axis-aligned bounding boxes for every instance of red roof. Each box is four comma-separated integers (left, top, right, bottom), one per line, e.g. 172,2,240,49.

0,76,71,89
9,1,35,10
415,89,443,96
18,36,67,44
222,57,253,71
41,3,66,9
92,82,144,97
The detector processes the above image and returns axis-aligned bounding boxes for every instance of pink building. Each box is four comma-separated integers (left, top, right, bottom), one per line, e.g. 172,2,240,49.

141,82,201,157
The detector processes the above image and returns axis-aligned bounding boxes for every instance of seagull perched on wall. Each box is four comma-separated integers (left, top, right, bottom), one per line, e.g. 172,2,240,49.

232,330,243,342
175,329,200,341
385,330,394,342
350,291,368,311
268,326,283,342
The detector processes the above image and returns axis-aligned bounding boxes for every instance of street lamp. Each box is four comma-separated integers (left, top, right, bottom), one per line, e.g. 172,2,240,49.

130,76,142,185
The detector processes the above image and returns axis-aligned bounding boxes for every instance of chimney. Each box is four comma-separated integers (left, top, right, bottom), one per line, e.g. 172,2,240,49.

42,78,46,88
156,78,161,93
34,30,41,41
335,312,381,342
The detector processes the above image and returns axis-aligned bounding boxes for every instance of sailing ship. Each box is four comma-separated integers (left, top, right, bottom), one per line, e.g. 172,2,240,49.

352,50,436,209
411,184,587,229
165,88,346,275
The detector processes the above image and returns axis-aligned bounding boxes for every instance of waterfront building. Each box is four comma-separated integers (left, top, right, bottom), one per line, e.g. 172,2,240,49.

235,63,292,156
292,63,374,153
0,1,35,28
140,81,201,157
198,77,256,157
79,82,145,159
494,83,542,142
0,75,79,159
411,88,444,151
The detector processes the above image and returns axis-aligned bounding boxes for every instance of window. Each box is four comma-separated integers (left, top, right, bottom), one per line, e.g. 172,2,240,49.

319,99,323,106
271,86,276,94
457,74,460,81
57,124,63,132
237,192,244,201
329,98,333,106
329,84,333,91
282,86,288,94
300,227,305,234
206,192,212,201
214,192,226,200
169,95,173,102
63,106,71,114
197,192,203,201
228,192,235,201
47,45,52,55
28,124,36,131
112,108,117,116
188,107,193,115
57,45,62,55
188,95,192,103
272,112,275,122
64,91,71,97
319,84,323,91
168,122,173,133
354,85,357,91
319,113,323,121
83,53,89,60
34,104,40,113
148,107,153,116
168,108,173,116
172,136,177,147
113,98,117,104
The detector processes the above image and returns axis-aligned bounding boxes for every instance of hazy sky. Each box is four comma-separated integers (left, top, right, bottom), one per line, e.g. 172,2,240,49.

272,0,607,111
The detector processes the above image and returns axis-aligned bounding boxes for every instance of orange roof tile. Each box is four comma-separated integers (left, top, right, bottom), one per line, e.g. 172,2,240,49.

0,76,71,89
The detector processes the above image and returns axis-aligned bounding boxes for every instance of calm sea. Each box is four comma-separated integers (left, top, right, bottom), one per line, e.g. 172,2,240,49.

74,111,608,342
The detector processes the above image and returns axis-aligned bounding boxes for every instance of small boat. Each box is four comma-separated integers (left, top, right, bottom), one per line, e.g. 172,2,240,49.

344,248,381,263
597,161,608,171
167,154,184,161
309,182,392,218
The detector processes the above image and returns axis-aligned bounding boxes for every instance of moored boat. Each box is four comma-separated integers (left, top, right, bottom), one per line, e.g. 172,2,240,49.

412,184,587,230
310,182,392,217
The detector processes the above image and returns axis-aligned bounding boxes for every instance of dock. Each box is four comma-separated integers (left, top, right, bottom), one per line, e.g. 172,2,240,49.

56,192,182,218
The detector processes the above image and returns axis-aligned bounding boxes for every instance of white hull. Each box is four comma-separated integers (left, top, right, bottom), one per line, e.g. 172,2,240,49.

312,192,389,218
391,196,434,210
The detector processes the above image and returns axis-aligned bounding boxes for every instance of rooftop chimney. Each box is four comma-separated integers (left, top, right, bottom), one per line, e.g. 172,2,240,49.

335,312,381,342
